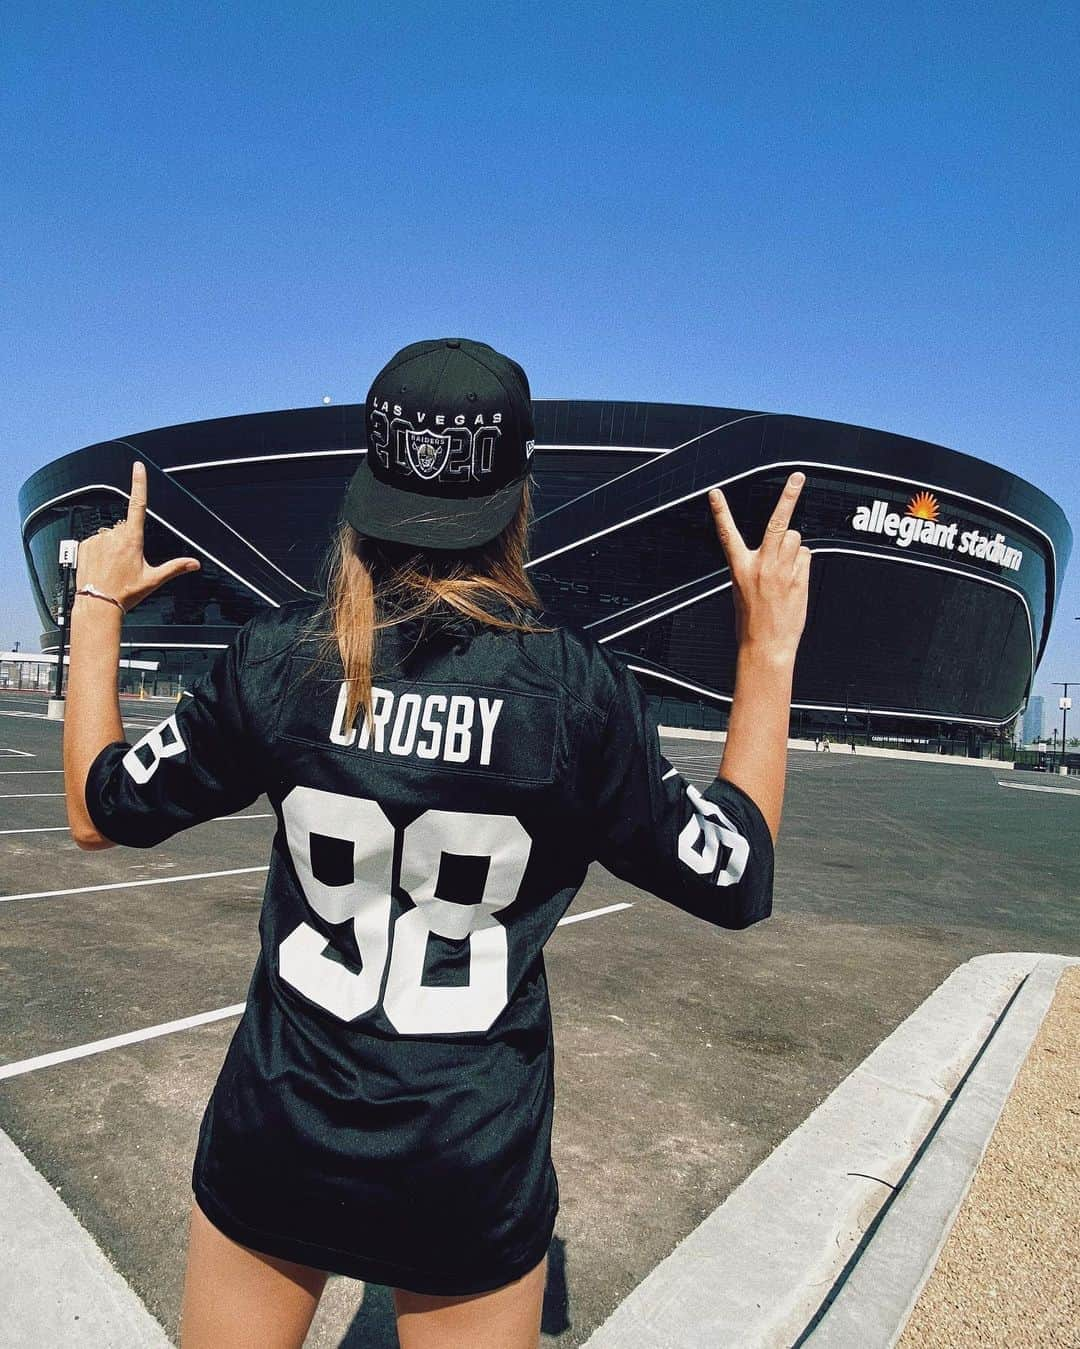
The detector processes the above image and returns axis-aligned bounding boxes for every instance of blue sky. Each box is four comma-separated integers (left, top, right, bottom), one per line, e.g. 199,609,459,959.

2,2,1077,715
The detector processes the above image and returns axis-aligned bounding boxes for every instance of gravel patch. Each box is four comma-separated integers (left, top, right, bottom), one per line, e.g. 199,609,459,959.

898,965,1080,1348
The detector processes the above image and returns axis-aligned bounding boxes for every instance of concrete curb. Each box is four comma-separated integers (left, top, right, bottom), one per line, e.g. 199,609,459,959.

0,1127,171,1347
804,953,1079,1347
580,952,1076,1349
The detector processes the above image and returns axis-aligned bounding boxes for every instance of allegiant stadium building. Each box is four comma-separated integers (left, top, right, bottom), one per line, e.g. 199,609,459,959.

18,401,1072,749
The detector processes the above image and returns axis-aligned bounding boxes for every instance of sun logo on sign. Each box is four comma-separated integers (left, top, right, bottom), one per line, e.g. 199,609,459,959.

906,491,939,521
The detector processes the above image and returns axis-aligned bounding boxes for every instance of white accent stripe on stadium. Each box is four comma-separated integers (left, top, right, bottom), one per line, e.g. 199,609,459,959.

41,642,234,654
611,548,1034,730
534,414,768,523
525,458,1059,608
536,445,661,453
164,445,664,473
629,660,1022,729
87,435,311,597
599,547,1035,675
583,570,719,630
21,485,285,608
0,902,633,1080
168,449,366,471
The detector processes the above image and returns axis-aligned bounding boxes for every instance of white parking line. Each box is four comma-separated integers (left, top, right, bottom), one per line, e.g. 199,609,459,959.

997,780,1080,797
0,865,270,903
0,1004,248,1082
0,769,62,774
0,814,274,837
0,792,65,799
0,826,78,835
0,710,162,728
0,901,633,1080
557,901,633,925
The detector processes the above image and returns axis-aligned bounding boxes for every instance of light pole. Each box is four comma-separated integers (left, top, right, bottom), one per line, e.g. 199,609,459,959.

49,507,80,714
1052,682,1075,774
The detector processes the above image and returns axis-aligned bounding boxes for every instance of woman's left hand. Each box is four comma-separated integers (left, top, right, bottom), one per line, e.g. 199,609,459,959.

74,460,202,613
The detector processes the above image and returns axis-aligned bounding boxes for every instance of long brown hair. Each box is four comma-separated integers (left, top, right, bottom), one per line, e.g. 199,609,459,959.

296,478,547,734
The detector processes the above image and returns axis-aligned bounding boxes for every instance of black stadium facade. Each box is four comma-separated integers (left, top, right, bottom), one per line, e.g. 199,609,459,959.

19,401,1071,751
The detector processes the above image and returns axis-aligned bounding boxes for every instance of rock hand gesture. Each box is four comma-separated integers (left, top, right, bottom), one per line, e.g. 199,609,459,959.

74,460,202,614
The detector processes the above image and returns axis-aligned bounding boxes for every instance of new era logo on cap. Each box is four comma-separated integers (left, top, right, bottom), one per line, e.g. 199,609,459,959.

343,338,536,550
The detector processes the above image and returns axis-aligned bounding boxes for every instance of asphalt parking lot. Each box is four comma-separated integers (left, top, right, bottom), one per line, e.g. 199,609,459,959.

1,690,1078,1347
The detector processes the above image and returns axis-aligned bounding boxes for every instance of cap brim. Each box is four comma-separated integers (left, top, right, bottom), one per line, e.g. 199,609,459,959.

343,457,527,550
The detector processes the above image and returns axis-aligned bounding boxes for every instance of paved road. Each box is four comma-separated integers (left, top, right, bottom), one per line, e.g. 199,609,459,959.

0,698,1076,1346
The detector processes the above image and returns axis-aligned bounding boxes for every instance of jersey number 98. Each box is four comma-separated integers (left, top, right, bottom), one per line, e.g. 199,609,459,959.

276,786,532,1034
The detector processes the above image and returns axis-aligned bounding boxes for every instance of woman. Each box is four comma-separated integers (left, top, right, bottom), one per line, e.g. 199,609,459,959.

64,338,810,1349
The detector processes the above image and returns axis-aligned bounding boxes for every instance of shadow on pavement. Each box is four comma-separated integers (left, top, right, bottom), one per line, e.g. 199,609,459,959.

338,1234,571,1346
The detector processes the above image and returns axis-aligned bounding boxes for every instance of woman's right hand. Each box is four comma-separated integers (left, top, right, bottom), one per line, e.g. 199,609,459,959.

708,472,811,664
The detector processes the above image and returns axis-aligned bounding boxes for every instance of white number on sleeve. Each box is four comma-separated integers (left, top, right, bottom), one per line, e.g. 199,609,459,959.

122,714,186,785
677,782,749,885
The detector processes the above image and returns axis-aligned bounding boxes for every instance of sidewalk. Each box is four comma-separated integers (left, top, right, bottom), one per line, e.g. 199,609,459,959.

897,965,1078,1348
0,1128,171,1347
583,952,1080,1348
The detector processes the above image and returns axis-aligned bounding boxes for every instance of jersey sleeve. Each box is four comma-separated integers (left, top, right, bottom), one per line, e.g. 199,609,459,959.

585,657,774,929
84,623,263,848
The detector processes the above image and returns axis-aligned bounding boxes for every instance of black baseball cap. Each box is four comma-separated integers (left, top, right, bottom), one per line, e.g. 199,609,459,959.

342,338,536,549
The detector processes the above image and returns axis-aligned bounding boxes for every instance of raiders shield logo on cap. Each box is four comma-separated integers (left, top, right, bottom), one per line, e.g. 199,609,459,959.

406,429,452,480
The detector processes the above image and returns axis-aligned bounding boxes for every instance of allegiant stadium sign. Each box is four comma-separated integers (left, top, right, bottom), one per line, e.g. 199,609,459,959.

851,492,1023,572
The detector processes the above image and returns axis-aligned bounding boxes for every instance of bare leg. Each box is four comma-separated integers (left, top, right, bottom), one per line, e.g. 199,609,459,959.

393,1252,547,1349
180,1198,329,1349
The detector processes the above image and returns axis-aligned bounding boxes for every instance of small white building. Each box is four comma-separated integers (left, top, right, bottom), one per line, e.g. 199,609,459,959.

0,651,159,693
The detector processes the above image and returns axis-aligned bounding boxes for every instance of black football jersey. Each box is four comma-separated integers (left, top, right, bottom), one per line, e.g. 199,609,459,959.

85,596,774,1294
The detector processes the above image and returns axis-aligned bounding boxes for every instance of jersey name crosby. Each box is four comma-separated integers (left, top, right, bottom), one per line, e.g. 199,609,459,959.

329,682,503,766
